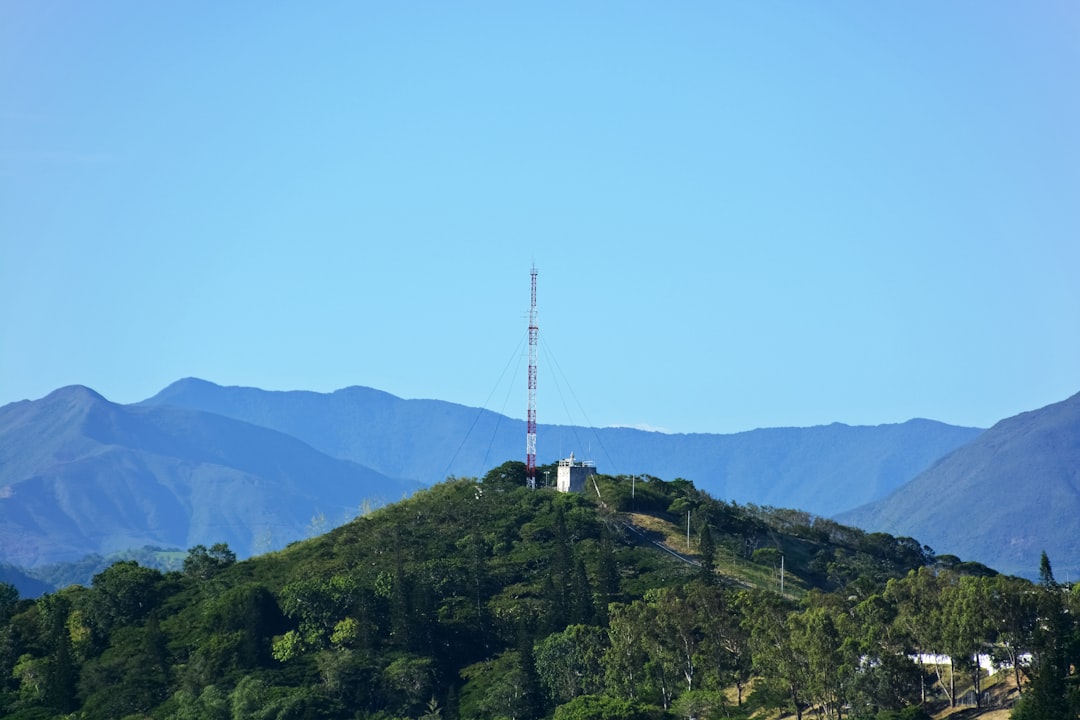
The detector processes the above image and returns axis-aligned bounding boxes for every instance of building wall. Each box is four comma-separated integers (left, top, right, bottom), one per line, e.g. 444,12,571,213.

557,456,597,493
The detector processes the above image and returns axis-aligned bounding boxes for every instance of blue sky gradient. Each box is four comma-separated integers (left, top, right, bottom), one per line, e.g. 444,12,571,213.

2,2,1078,434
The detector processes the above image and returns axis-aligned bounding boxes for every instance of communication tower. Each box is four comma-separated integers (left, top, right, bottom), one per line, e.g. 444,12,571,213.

526,264,538,489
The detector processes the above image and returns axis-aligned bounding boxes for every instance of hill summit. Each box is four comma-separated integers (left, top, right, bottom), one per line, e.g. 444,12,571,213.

3,468,1063,720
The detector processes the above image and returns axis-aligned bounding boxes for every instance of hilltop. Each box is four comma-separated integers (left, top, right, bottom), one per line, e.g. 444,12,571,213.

5,468,1056,720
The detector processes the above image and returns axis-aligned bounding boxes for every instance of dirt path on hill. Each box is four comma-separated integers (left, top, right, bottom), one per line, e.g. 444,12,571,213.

621,515,700,566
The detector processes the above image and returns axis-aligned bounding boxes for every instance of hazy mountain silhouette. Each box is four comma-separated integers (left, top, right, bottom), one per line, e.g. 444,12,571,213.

0,386,418,567
144,378,982,517
0,563,52,598
837,391,1080,578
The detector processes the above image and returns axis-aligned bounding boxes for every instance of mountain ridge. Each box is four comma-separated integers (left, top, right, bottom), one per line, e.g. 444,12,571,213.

837,390,1080,577
142,377,983,516
0,385,420,568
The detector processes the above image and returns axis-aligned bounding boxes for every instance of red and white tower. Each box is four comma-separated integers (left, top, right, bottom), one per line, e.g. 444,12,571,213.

526,264,538,489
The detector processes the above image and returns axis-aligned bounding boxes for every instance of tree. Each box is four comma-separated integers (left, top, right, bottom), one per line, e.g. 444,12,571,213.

274,573,360,659
885,568,946,706
460,650,540,720
746,589,810,720
483,460,528,489
1039,550,1057,588
849,592,922,713
985,575,1037,695
697,585,753,706
652,587,702,696
229,674,269,720
550,504,572,604
569,556,596,626
634,594,683,709
939,575,995,708
191,583,283,679
87,561,163,640
787,599,852,720
0,582,18,621
183,543,236,581
534,624,608,703
606,601,652,703
167,684,230,720
382,654,437,717
12,651,48,707
672,689,727,720
594,528,621,624
37,595,77,713
79,618,171,718
552,694,665,720
1010,569,1077,720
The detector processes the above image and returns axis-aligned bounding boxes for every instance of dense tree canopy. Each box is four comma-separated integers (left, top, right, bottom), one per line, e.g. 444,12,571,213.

0,471,1076,720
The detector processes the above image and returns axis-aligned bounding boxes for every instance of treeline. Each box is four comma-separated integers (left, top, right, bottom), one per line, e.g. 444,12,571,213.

0,464,1077,720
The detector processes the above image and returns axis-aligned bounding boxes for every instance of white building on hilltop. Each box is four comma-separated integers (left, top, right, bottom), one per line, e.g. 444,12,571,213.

556,452,597,493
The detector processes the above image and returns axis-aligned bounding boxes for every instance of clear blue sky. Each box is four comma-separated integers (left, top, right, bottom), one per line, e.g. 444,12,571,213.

2,2,1078,434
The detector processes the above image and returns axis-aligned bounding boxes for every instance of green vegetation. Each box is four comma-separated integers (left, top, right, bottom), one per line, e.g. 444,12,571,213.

1,462,1077,720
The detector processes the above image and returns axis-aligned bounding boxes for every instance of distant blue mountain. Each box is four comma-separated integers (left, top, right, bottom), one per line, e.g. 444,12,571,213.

837,391,1080,578
0,386,419,568
0,563,52,598
144,378,983,517
0,378,987,581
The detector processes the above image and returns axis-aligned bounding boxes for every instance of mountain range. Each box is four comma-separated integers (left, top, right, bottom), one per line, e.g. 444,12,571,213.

6,377,1077,589
0,385,419,569
837,390,1080,578
142,377,982,516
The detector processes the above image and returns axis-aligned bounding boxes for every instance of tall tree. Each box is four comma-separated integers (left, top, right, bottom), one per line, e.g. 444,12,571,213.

789,600,851,720
606,601,651,703
650,587,702,696
183,543,236,581
985,574,1037,695
38,594,77,713
1010,575,1077,720
939,575,995,708
87,561,164,638
690,583,752,706
594,528,620,624
850,592,922,713
885,568,946,706
460,650,540,720
1039,550,1057,588
534,624,607,703
746,589,809,720
569,556,596,626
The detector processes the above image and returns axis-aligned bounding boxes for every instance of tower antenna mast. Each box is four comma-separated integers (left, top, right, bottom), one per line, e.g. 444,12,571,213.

526,264,538,489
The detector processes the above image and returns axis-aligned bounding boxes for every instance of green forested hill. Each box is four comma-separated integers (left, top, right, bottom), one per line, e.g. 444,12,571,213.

1,466,1076,720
